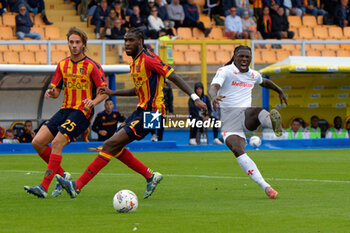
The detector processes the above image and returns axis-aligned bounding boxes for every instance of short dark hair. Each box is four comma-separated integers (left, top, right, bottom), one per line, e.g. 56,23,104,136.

310,115,319,120
126,27,147,50
105,98,113,104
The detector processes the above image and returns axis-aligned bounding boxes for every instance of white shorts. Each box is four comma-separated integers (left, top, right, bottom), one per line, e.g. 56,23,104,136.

220,108,249,142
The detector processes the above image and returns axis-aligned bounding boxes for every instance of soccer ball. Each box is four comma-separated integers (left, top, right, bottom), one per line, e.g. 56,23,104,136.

113,190,138,213
249,136,262,148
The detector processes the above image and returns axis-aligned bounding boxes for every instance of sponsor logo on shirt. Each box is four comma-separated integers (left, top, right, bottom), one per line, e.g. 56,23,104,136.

231,81,253,87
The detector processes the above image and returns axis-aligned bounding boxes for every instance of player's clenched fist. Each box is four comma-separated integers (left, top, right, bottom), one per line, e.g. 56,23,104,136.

45,88,56,98
194,99,208,111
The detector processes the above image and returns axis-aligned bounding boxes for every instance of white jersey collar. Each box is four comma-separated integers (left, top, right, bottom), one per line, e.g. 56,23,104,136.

231,62,251,74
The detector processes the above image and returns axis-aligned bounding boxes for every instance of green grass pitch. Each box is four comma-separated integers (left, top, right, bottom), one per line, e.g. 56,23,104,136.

1,149,350,233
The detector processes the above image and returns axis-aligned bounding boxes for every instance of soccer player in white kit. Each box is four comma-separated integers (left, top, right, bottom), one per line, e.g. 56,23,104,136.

209,45,288,199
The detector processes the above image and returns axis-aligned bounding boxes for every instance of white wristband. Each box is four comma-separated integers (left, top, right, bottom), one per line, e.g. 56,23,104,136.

191,93,200,101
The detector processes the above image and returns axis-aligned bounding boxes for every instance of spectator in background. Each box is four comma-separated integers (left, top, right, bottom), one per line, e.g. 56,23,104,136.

188,82,221,145
92,99,125,141
148,6,166,38
150,80,174,141
17,120,36,143
334,0,350,28
286,119,304,139
15,4,41,40
242,9,263,40
225,7,248,39
92,0,110,39
222,0,236,16
113,0,127,26
183,0,212,37
1,129,19,143
101,8,118,39
303,115,321,139
27,0,53,25
9,0,36,13
325,116,349,138
257,6,273,39
167,0,185,28
110,19,127,63
252,0,263,19
141,0,155,18
271,6,294,39
0,0,8,16
76,0,90,21
283,0,304,17
130,5,149,36
303,0,328,17
235,0,253,16
155,0,175,29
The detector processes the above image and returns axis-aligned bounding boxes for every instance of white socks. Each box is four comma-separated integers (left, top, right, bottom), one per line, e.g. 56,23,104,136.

258,109,272,128
236,153,270,191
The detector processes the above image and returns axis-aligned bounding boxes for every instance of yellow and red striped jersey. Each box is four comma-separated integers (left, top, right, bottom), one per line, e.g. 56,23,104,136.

130,49,174,114
51,56,107,119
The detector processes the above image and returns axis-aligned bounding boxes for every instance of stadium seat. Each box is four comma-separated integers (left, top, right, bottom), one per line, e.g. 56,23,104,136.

336,49,350,57
184,51,201,64
189,44,201,52
343,27,350,39
253,49,264,64
0,44,8,51
288,16,302,28
215,50,231,64
302,15,317,28
291,50,301,56
276,50,290,61
206,50,217,64
177,28,192,40
262,50,277,64
313,26,328,40
199,14,212,28
309,44,325,51
220,44,236,53
51,51,67,64
172,51,187,65
289,27,300,39
321,50,336,57
8,44,24,52
325,42,340,50
298,27,313,40
281,43,295,51
206,44,220,51
2,14,16,27
45,26,61,40
192,28,205,39
340,44,350,51
35,51,47,64
3,51,20,64
328,27,343,39
24,44,41,52
54,44,70,53
306,49,321,56
30,27,45,38
34,14,45,27
209,27,224,40
317,15,323,25
19,51,36,64
173,44,189,52
0,27,16,40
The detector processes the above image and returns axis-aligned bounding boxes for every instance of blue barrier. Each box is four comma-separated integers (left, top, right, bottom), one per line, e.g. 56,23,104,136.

0,138,349,154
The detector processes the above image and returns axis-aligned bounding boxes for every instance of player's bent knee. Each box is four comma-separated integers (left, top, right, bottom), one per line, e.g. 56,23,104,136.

103,138,123,155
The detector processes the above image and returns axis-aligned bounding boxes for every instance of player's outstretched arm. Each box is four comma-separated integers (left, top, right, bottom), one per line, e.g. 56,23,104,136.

167,72,208,111
83,93,108,108
45,87,61,99
98,87,137,96
260,78,288,105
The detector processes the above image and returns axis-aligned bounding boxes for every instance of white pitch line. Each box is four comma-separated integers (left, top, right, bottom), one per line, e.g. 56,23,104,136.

1,169,350,184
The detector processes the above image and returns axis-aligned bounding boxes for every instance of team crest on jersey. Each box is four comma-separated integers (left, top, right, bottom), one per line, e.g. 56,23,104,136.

113,114,116,118
233,72,238,75
251,73,255,79
102,116,106,120
80,67,85,74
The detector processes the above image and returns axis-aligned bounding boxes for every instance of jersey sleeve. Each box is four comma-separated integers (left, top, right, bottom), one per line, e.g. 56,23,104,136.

91,63,108,88
211,68,226,87
145,56,174,79
255,72,263,84
51,62,63,88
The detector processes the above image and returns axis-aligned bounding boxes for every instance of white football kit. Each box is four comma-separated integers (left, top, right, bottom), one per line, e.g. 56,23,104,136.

211,63,263,141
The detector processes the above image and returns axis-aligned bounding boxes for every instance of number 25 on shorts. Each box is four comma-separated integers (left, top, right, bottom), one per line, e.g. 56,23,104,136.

61,119,77,132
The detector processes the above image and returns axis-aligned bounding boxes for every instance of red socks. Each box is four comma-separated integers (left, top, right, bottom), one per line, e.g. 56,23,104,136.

38,146,65,177
117,148,153,180
75,151,112,190
75,148,153,191
41,153,62,191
